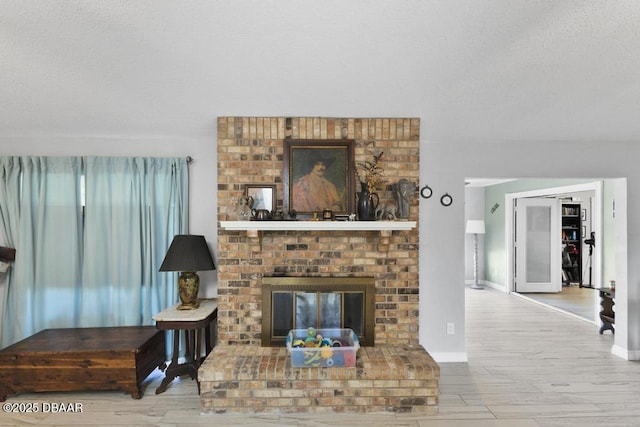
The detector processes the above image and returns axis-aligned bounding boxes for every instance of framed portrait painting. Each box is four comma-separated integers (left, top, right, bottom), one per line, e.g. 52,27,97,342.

283,140,355,218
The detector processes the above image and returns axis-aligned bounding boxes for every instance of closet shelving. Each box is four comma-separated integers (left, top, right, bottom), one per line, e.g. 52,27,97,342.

561,203,582,285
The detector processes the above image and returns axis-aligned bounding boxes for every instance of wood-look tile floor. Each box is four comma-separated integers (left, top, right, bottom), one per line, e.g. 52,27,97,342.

2,287,639,426
517,284,598,322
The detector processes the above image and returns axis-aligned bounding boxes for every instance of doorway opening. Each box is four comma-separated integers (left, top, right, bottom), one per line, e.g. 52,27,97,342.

466,177,628,360
506,182,602,323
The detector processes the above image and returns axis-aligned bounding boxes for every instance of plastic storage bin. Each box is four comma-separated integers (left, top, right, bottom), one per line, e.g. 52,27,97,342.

285,328,359,367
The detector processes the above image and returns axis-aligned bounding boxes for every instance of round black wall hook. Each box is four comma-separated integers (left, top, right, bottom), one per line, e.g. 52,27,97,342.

440,193,453,207
420,185,433,199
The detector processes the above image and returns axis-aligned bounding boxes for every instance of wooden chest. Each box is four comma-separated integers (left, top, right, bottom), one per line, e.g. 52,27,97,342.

0,326,166,401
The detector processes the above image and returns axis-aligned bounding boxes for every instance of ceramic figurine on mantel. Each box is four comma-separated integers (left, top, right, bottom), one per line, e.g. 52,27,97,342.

236,196,252,221
356,152,385,221
391,178,417,219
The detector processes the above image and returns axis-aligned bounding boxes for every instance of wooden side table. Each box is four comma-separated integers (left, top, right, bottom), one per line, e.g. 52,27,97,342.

153,298,217,394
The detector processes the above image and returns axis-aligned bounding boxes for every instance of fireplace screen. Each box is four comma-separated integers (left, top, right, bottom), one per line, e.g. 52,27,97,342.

262,277,375,346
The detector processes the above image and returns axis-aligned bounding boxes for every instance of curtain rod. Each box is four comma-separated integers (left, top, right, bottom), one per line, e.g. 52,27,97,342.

76,156,193,162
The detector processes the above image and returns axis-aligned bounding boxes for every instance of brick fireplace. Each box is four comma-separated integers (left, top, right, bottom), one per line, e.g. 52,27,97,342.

215,117,421,345
199,117,439,414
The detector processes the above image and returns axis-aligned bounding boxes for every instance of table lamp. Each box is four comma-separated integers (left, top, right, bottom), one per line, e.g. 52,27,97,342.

466,220,485,290
160,235,215,310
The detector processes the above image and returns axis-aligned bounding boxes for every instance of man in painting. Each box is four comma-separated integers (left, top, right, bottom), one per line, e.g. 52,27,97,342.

292,153,343,213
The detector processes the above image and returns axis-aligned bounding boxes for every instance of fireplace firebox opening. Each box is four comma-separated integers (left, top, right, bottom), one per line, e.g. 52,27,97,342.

261,276,375,347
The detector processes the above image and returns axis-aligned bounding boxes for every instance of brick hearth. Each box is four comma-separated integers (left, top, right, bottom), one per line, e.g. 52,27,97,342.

199,344,439,414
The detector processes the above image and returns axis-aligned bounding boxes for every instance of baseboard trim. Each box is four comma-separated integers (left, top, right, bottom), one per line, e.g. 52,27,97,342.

484,280,506,292
612,345,640,361
429,352,468,363
511,292,597,325
465,280,506,292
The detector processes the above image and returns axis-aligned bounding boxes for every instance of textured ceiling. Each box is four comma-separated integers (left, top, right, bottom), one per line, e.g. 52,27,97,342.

1,1,639,144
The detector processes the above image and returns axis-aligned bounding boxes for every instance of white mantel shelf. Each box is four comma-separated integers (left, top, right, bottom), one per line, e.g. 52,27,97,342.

219,220,417,251
220,220,416,232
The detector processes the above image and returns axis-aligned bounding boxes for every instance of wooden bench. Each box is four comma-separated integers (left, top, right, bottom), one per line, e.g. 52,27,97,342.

0,326,166,401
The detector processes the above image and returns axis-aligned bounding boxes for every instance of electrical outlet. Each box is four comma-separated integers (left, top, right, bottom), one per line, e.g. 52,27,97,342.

447,323,455,335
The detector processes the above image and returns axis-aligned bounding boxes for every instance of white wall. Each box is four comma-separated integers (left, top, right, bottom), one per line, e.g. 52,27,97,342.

421,141,638,361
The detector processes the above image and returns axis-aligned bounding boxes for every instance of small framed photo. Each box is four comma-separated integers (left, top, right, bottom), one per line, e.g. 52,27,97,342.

245,184,276,212
581,226,586,237
283,140,355,218
581,209,586,221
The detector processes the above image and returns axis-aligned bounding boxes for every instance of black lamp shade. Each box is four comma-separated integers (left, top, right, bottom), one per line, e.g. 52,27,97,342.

159,235,215,272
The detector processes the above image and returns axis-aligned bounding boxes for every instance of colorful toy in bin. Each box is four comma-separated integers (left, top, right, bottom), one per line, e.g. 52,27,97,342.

304,327,317,345
286,328,359,368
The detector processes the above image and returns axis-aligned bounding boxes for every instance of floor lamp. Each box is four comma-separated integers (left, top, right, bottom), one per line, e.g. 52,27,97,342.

466,220,485,290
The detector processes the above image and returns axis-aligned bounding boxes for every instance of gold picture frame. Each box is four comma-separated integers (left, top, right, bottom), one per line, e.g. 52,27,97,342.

283,139,355,218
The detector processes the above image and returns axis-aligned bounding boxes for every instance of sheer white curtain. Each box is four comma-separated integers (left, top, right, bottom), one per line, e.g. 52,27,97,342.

0,156,188,347
81,157,188,326
0,157,21,247
0,157,22,317
1,157,83,347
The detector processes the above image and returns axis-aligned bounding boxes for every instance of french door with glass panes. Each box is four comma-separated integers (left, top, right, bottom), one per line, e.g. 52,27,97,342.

514,197,561,293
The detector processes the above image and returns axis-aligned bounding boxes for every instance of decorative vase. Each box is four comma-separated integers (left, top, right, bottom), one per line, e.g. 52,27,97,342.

357,182,379,221
178,272,200,310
